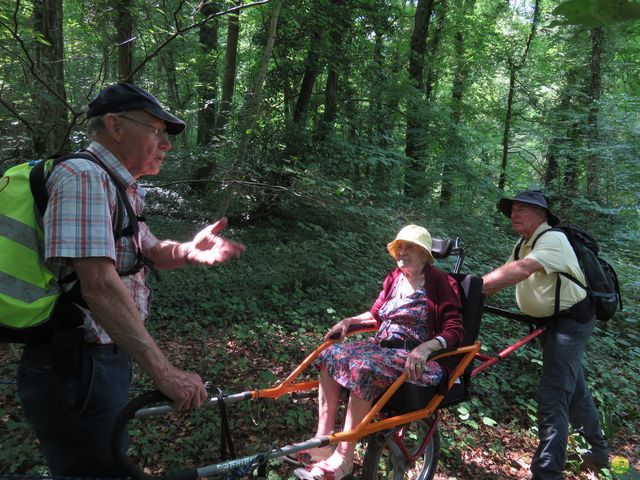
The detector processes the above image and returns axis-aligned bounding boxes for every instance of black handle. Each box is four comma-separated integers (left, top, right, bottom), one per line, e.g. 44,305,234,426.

483,304,541,324
111,390,199,480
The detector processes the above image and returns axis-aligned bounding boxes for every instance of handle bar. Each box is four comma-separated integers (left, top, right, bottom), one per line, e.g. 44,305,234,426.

111,388,333,479
431,237,465,274
483,304,548,324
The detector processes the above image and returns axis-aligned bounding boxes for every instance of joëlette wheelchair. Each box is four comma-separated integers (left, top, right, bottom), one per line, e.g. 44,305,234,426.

111,238,546,480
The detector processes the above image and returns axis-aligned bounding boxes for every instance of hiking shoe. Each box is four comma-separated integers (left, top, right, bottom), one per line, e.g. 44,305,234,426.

580,452,609,472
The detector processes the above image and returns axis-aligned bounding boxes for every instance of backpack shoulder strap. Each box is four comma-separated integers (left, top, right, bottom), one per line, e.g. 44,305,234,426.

29,157,54,218
513,227,554,260
558,271,586,291
513,237,524,261
29,150,147,275
518,227,580,317
531,226,587,290
529,227,556,250
30,150,137,239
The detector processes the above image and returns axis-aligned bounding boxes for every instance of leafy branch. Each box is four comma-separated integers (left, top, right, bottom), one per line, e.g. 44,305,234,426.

0,0,76,118
123,0,271,82
0,0,270,149
144,177,301,196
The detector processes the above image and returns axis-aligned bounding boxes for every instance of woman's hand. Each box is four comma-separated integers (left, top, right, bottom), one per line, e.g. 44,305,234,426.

404,342,435,381
324,317,355,341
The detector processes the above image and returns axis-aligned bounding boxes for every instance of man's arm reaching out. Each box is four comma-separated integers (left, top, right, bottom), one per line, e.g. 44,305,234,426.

482,258,544,295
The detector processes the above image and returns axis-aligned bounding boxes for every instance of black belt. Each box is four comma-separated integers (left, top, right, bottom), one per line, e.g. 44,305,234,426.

534,297,595,325
379,339,421,350
84,342,118,351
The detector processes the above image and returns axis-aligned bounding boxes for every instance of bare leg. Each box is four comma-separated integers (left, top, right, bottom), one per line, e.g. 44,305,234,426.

324,392,372,471
315,368,343,436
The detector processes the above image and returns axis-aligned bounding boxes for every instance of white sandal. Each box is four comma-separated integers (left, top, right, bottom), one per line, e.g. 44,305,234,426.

294,460,353,480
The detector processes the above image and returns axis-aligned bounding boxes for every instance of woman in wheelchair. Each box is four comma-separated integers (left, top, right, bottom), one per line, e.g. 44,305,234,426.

293,225,464,480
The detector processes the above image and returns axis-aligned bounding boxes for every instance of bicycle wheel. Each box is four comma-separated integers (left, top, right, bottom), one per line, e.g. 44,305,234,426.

361,419,440,480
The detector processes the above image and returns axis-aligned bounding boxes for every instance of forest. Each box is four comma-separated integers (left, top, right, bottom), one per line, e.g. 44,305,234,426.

0,0,639,478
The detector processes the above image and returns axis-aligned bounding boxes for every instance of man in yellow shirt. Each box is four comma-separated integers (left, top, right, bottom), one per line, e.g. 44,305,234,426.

482,190,608,479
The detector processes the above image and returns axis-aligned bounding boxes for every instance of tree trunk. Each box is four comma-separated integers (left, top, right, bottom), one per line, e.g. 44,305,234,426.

424,0,447,102
160,45,185,148
216,4,240,133
543,69,579,192
498,63,517,192
162,48,180,110
404,0,436,198
497,0,540,192
439,28,466,206
315,66,338,141
542,68,584,209
32,0,67,156
219,0,282,216
316,0,349,141
561,122,581,198
292,34,322,126
368,8,403,193
586,26,604,199
196,2,220,148
115,0,134,81
408,0,436,90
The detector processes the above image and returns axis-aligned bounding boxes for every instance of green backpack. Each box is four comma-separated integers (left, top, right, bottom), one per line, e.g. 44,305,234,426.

0,151,143,343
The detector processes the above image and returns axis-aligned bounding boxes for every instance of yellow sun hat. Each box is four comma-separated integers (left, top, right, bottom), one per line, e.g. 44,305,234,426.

387,225,433,263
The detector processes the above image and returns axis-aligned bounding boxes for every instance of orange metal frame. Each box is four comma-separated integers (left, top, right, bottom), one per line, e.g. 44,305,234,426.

251,326,481,445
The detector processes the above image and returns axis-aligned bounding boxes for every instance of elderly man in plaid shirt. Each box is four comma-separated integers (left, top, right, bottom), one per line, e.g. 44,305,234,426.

17,83,246,477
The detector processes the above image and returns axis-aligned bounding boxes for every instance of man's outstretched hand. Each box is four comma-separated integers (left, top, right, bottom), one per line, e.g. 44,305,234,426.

186,217,246,265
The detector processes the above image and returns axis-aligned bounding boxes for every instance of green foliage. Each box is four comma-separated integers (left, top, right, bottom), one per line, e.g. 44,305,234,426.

146,191,395,332
1,0,640,475
0,384,47,474
551,0,640,28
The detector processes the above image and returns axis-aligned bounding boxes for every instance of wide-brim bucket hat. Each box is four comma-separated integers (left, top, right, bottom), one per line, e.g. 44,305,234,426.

87,82,186,135
387,225,434,263
497,189,560,227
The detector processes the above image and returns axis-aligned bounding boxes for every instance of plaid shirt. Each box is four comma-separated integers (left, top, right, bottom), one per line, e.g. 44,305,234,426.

44,141,159,343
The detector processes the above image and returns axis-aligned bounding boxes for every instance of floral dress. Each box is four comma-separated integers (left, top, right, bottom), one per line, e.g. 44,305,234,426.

316,275,443,401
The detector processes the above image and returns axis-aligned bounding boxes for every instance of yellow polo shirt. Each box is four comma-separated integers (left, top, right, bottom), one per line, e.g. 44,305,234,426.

508,222,587,317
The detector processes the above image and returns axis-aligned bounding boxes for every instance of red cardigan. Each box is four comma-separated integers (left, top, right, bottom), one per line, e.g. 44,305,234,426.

369,264,464,348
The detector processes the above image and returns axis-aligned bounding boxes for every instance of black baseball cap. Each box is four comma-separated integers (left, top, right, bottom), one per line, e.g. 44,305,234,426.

86,82,186,135
497,190,560,227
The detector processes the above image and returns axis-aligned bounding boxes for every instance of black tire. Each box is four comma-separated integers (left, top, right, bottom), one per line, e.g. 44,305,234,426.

361,419,440,480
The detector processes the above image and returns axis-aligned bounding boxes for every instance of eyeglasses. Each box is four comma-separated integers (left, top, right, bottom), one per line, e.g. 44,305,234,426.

116,114,168,140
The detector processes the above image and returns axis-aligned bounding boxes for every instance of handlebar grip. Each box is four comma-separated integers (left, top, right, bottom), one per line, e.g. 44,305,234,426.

111,390,199,480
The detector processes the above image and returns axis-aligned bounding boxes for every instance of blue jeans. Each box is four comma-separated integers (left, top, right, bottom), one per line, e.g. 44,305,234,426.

530,305,608,480
18,341,132,477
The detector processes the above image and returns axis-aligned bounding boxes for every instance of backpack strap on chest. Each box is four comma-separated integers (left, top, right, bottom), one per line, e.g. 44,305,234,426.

29,149,147,276
515,227,588,318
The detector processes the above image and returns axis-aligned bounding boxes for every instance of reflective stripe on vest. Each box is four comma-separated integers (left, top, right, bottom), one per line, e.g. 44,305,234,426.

0,213,40,253
0,271,59,304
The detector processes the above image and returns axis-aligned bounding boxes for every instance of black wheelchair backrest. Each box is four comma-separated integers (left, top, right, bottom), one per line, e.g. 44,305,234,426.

382,273,484,413
451,273,484,347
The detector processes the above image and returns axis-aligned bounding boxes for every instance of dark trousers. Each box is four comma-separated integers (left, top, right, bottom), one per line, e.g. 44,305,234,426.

530,302,608,480
17,340,132,477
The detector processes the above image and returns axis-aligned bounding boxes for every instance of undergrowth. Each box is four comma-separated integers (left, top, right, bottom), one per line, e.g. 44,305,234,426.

1,190,638,478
